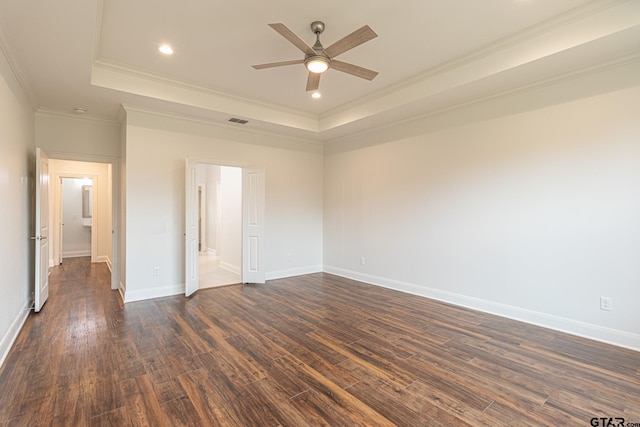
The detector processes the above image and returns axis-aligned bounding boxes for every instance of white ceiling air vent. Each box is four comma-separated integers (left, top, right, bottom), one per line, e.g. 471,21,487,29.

228,117,249,124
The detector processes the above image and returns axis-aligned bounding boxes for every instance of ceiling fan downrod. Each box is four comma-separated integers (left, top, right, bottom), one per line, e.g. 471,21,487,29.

310,21,325,52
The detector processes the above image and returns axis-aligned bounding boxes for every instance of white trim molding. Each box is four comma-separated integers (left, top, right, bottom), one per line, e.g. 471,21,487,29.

62,250,92,258
323,265,640,352
123,284,184,303
266,265,323,281
219,261,241,276
0,303,30,369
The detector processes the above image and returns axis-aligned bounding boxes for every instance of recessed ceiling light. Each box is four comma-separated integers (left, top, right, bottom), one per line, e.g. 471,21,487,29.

73,107,87,114
159,44,174,55
311,92,322,99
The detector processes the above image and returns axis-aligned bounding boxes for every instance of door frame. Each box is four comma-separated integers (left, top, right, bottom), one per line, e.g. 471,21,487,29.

198,184,206,253
185,157,266,297
55,174,99,264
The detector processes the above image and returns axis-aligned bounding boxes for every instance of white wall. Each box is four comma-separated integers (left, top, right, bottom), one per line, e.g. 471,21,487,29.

61,178,92,257
324,84,640,350
122,108,323,302
0,45,35,366
219,166,242,273
35,111,120,159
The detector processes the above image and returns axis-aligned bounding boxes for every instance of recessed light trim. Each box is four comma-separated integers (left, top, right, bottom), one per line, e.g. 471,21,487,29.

159,44,174,55
311,92,322,99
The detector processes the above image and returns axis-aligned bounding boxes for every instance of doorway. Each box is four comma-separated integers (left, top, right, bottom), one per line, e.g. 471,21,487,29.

197,164,242,289
60,177,93,260
185,159,265,296
48,158,117,290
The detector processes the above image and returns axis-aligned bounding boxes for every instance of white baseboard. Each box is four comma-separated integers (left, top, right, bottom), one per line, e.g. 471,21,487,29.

62,250,91,258
118,280,126,302
0,302,30,369
206,248,217,256
123,283,184,303
266,265,323,281
96,255,112,271
220,261,240,275
323,265,640,352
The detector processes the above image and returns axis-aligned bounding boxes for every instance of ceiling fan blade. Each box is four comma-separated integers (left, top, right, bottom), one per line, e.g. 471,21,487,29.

323,25,377,58
330,60,378,81
306,72,320,91
252,59,304,70
268,23,315,56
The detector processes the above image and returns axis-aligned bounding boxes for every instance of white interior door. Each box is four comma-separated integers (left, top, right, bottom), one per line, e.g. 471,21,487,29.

185,159,199,296
242,166,265,284
34,147,50,311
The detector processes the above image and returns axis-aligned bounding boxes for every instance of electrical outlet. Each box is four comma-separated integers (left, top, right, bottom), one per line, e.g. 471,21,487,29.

153,267,160,276
360,257,365,265
600,296,612,311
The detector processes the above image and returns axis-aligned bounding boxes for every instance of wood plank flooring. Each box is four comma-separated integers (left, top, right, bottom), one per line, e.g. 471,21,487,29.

1,257,639,426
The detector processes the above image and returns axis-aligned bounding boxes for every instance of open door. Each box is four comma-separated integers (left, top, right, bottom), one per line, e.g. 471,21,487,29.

242,166,265,284
34,148,50,311
185,159,198,296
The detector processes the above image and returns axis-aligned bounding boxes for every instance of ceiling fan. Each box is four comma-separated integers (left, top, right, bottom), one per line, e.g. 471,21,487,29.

252,21,378,92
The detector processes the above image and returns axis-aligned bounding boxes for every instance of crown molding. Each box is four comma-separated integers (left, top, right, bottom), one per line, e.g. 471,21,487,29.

92,58,320,132
93,59,311,118
36,107,120,126
121,103,322,149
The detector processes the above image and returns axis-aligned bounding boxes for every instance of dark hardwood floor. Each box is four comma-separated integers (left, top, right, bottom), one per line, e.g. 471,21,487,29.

1,257,639,426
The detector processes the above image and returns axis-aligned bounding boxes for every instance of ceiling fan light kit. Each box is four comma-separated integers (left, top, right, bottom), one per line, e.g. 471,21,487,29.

305,55,330,73
252,20,378,92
